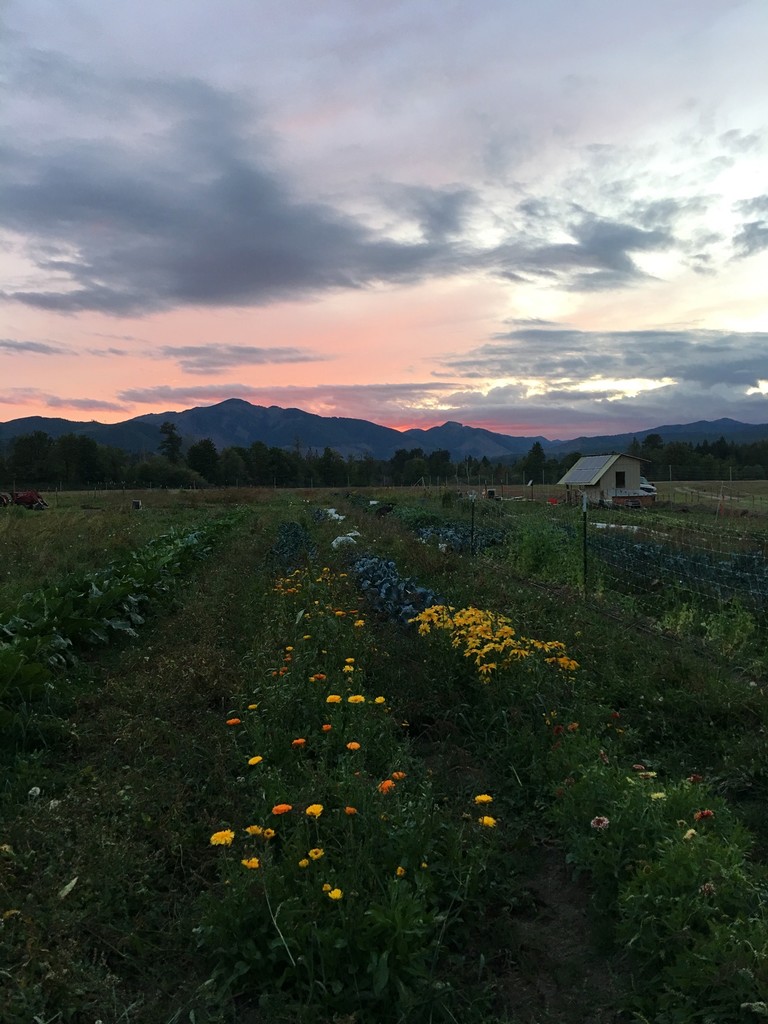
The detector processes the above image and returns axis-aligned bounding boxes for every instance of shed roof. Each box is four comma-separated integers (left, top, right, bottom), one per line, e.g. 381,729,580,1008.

558,452,645,486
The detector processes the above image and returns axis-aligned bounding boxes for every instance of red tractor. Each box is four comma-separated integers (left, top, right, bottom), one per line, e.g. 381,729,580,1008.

0,490,49,509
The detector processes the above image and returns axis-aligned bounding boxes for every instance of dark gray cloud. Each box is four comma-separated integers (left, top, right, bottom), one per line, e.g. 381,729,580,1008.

442,328,768,390
154,344,331,374
0,338,69,355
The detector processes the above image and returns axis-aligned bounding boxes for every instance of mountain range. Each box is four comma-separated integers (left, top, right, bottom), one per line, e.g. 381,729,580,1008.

1,399,767,461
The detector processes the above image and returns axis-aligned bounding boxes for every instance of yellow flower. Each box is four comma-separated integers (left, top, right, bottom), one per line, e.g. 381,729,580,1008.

348,694,365,704
683,829,697,841
247,703,258,710
345,657,355,664
285,646,294,652
474,794,493,805
210,829,235,846
298,858,310,869
650,792,666,800
247,755,263,765
374,696,386,704
342,665,355,673
263,828,276,839
396,866,406,878
241,857,261,869
244,825,263,836
327,888,343,900
326,694,342,704
322,882,332,891
309,848,324,860
306,804,324,818
478,816,497,828
354,620,365,628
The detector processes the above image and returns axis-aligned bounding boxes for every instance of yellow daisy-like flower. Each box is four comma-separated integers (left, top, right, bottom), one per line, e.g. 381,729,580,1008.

683,828,697,841
342,665,355,673
248,755,263,766
396,866,406,878
474,794,493,805
650,792,667,800
327,888,343,900
247,703,258,710
374,696,386,704
309,848,325,860
298,858,310,869
303,634,312,640
348,695,365,704
306,804,324,818
241,857,261,870
244,825,263,836
263,828,276,839
354,620,365,628
478,816,497,828
326,694,342,704
210,829,235,846
322,883,332,891
345,657,355,664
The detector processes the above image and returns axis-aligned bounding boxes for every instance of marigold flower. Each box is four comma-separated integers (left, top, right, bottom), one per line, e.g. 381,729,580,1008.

396,866,406,878
285,646,294,652
567,722,579,732
346,742,361,751
298,858,310,869
248,756,263,766
354,620,365,628
693,809,715,821
303,634,312,640
391,771,406,781
292,738,307,748
272,803,293,815
210,829,235,846
344,806,357,816
241,857,261,869
308,848,324,860
247,703,258,710
321,724,332,733
374,696,386,704
226,718,241,726
327,887,343,900
683,828,697,841
334,610,346,617
263,828,276,839
310,673,327,682
322,882,331,890
326,694,342,704
343,665,355,673
306,804,324,818
245,825,263,836
348,694,365,704
378,779,396,794
590,816,610,830
474,794,493,805
345,657,355,664
478,815,497,828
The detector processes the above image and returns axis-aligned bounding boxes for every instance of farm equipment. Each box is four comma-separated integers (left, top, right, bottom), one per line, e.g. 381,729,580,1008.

0,490,50,509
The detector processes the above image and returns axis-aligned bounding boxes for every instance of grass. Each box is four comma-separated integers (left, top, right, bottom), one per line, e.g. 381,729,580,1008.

1,487,767,1022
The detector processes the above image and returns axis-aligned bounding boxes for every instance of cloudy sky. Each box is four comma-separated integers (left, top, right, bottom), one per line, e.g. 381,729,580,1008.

2,0,767,440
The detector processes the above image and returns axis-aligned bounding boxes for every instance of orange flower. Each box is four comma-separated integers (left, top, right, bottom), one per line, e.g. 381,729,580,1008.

226,718,241,726
391,771,407,781
292,738,307,748
321,724,332,733
378,779,396,794
693,809,715,821
346,741,361,751
345,806,357,816
272,803,293,815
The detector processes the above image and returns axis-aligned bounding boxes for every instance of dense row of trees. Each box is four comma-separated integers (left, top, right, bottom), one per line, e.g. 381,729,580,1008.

0,423,766,490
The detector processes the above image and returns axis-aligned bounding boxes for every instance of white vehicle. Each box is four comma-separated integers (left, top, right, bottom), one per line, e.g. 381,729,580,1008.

639,476,657,497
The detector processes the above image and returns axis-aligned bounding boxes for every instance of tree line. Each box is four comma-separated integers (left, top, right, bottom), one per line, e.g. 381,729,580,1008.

0,423,766,490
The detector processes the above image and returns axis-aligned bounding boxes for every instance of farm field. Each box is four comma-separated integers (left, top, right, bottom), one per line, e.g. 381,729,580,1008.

1,487,767,1023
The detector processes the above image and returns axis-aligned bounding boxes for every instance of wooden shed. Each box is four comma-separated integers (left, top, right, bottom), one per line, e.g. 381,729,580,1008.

558,453,654,507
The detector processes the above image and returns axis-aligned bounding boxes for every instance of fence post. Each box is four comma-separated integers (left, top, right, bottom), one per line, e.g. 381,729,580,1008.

582,491,588,596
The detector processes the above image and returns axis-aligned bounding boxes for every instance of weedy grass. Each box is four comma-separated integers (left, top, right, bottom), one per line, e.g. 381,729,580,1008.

2,486,768,1023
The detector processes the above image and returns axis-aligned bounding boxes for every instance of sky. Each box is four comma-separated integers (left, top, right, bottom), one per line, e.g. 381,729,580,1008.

2,0,768,441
